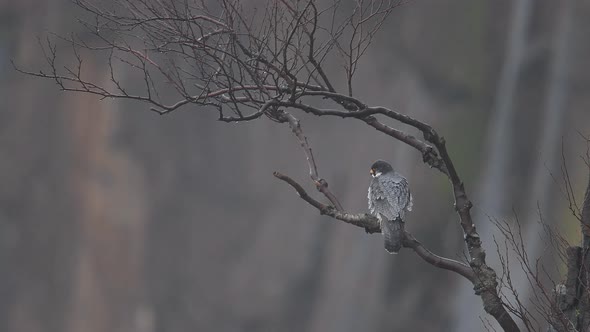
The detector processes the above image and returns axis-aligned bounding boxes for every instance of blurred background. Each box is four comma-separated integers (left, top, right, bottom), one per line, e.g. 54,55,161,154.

1,0,590,331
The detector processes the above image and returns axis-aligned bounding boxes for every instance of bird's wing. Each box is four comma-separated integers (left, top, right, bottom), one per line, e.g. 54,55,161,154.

378,173,412,220
368,177,383,215
369,177,396,220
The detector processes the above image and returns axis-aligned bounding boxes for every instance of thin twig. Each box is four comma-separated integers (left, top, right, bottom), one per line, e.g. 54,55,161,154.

280,111,344,211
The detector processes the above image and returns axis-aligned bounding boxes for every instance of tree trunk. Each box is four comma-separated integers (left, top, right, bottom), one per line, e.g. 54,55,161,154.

455,0,534,330
553,167,590,331
520,0,573,309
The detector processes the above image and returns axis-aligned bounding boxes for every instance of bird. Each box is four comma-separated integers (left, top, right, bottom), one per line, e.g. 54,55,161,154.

368,160,413,253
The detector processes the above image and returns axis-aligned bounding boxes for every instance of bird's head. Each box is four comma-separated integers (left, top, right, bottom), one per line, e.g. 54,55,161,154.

369,160,393,177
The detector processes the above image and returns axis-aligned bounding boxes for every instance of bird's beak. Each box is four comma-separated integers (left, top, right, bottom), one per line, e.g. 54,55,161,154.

369,168,374,176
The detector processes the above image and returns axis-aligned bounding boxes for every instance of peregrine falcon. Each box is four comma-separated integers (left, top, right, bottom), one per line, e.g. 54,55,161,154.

368,160,413,254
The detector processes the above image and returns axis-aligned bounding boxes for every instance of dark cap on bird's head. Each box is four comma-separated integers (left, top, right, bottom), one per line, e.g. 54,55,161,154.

370,160,393,176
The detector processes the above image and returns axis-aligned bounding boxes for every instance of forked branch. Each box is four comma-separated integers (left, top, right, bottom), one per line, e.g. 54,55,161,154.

278,110,343,211
272,171,475,283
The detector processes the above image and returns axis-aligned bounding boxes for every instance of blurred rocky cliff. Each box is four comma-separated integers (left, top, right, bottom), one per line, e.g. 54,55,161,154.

1,1,590,331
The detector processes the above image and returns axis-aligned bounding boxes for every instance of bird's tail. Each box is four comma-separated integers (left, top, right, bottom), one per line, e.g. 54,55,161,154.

382,218,404,254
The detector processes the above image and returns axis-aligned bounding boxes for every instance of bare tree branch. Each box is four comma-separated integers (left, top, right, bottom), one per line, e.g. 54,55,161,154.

272,171,475,283
582,164,590,248
279,110,343,211
16,0,522,330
